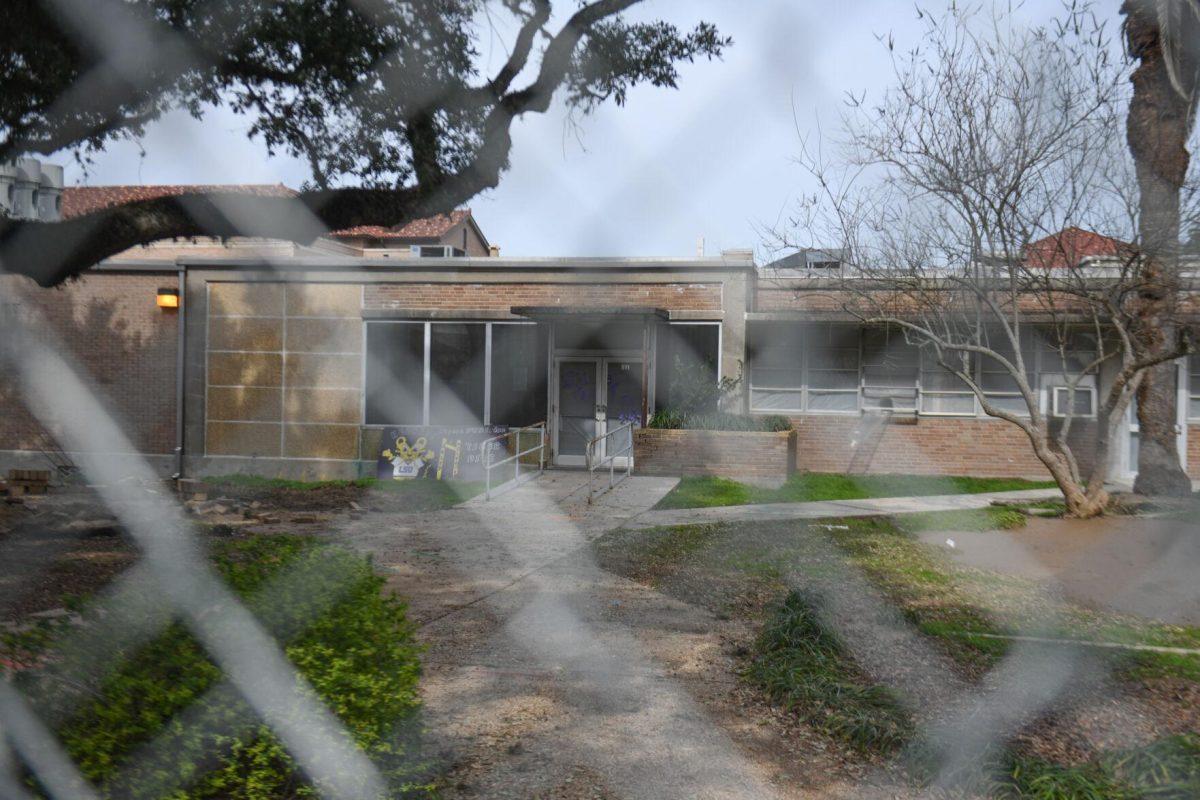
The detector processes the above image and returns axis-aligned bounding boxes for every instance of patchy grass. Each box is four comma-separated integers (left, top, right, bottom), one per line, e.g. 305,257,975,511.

744,589,913,753
202,474,483,512
655,472,1056,510
203,474,379,491
893,506,1028,534
16,533,432,798
997,734,1200,799
595,509,1200,781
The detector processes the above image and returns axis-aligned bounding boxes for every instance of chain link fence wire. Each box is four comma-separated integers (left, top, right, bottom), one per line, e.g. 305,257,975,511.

2,3,1199,799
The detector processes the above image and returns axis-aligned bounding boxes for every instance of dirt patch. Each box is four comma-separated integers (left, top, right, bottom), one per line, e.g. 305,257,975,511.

194,482,369,512
917,516,1200,625
0,488,136,621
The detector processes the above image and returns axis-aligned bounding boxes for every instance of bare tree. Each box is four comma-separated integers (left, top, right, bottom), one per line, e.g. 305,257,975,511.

769,2,1194,517
1122,0,1200,495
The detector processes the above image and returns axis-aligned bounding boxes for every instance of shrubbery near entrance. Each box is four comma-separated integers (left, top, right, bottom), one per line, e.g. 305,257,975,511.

647,409,792,432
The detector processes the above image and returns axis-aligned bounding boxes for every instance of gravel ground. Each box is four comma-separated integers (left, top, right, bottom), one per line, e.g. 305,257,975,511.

336,472,921,799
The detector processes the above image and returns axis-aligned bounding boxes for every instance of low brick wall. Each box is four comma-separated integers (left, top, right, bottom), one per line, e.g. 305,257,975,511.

784,413,1097,479
634,428,797,486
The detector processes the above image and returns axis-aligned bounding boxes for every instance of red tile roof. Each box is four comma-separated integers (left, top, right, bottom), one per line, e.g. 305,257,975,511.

1024,227,1131,268
61,185,471,244
60,184,297,219
327,209,471,241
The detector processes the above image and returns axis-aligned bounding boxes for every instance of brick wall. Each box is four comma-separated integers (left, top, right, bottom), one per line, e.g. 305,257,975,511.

1188,424,1200,479
634,428,797,486
787,413,1098,479
365,282,722,312
0,273,178,457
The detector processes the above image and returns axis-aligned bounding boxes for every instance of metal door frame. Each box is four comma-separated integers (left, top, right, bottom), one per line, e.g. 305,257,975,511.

552,356,601,466
551,354,643,467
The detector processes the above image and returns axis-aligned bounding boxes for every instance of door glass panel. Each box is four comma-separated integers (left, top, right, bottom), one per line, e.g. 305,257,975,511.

606,360,643,456
558,360,597,457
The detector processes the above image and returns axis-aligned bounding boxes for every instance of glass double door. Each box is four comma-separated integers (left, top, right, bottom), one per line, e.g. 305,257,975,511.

554,357,643,466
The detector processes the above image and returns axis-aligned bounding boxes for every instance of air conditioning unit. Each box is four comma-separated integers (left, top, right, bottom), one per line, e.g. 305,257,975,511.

38,162,63,222
412,245,466,258
1,157,66,220
0,162,17,217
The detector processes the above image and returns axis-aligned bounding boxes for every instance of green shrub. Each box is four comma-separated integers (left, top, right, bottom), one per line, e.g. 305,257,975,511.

48,535,430,799
743,589,913,754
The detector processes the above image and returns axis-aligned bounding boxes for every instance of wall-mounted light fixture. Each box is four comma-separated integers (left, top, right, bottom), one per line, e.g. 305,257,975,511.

156,287,180,309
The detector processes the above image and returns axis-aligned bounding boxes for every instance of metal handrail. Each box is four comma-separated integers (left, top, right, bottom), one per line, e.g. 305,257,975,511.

483,422,546,500
585,420,635,503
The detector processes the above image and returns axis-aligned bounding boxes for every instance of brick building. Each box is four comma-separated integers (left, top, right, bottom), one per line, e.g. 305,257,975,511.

1,185,1194,482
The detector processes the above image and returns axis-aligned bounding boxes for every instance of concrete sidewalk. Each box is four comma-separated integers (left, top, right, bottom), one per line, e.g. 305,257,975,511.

623,487,1063,530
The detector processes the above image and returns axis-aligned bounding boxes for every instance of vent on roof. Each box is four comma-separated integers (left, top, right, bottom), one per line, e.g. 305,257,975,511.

0,157,64,221
412,245,466,258
804,249,844,269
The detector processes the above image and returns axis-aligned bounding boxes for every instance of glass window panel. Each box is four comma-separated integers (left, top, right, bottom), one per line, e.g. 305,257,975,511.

921,368,967,392
863,387,918,410
807,391,858,412
808,369,859,390
921,349,971,393
985,394,1029,415
981,371,1021,392
491,323,548,427
655,323,720,413
748,322,804,389
1190,356,1200,421
921,393,975,415
863,328,919,396
750,388,803,411
752,366,803,388
429,323,486,426
1054,387,1095,417
365,322,425,425
558,360,597,456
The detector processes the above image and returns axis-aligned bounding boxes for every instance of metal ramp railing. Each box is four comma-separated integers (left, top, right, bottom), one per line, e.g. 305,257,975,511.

585,421,634,503
482,422,546,500
32,425,77,477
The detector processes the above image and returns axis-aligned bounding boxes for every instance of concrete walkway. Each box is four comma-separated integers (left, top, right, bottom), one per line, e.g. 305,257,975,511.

623,487,1063,530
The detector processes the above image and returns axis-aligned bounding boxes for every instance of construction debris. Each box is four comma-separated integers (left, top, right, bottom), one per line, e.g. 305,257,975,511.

6,469,50,497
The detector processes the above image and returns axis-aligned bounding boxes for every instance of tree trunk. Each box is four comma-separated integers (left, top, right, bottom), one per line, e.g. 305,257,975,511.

1124,1,1195,496
1030,434,1108,518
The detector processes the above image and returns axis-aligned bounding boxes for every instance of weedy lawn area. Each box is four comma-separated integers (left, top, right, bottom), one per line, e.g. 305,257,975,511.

2,517,433,798
593,508,1200,798
655,472,1056,510
201,474,484,513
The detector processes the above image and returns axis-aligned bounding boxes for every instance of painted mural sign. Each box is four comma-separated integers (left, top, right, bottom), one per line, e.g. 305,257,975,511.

376,426,508,481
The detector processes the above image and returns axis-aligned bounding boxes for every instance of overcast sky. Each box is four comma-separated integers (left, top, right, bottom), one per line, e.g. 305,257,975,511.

59,0,1090,259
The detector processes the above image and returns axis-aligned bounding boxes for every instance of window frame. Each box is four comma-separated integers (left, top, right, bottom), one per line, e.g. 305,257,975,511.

1188,354,1200,422
1050,385,1097,419
861,327,920,412
742,322,1106,421
363,320,539,427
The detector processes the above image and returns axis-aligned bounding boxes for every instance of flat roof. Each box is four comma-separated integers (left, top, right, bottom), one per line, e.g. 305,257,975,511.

93,253,756,273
